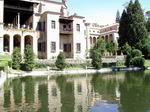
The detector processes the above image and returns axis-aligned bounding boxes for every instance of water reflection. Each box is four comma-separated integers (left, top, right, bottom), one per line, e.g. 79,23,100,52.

0,72,150,112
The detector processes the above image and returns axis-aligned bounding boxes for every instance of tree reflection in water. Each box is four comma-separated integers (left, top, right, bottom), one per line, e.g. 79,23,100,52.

0,72,150,112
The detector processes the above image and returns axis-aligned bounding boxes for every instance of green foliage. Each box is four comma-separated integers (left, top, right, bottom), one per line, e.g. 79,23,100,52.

12,47,22,70
90,38,105,69
106,41,117,54
125,48,144,67
55,52,66,70
141,38,150,56
130,56,144,67
91,50,102,69
119,0,148,52
24,45,35,71
122,43,132,55
131,49,142,57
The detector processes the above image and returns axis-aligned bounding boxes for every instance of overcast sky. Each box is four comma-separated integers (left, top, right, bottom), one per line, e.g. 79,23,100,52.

67,0,150,25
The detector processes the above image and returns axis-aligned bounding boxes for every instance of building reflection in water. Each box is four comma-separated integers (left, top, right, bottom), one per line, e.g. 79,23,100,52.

0,73,124,112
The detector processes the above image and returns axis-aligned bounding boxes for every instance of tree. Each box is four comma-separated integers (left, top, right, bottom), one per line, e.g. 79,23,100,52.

24,45,35,71
118,10,128,48
116,10,121,23
125,49,144,67
90,38,105,69
122,43,132,55
55,52,66,70
12,47,22,70
106,41,117,55
119,0,148,51
146,11,150,32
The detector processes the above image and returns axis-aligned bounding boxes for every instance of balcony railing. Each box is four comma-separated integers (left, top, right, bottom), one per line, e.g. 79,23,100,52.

60,28,73,34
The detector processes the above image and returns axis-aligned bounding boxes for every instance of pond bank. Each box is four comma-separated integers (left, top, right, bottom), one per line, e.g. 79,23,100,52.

0,67,145,88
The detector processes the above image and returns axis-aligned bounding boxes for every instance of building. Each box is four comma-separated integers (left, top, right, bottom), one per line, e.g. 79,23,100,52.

0,0,86,59
85,23,119,53
0,0,119,60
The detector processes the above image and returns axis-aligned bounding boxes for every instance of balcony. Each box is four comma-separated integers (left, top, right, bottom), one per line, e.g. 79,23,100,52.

60,27,73,34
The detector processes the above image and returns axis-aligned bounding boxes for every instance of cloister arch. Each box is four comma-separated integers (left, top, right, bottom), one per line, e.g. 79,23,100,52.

90,37,92,45
14,34,21,48
93,37,96,44
3,34,10,52
109,34,113,42
105,35,109,43
25,35,33,47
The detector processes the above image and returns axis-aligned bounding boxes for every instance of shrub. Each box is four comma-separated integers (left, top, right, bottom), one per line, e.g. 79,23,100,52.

55,52,66,70
91,50,102,69
122,43,132,55
24,45,35,71
12,47,22,70
130,57,144,67
90,38,105,69
131,49,142,57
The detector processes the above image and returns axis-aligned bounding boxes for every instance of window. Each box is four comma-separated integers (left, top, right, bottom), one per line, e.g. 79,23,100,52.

37,21,45,31
51,21,56,29
64,44,71,52
76,43,81,53
51,42,56,53
38,42,46,52
76,24,80,31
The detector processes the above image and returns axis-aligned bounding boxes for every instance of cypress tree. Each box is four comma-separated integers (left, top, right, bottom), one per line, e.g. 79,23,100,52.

55,52,66,71
12,47,22,70
119,0,148,52
24,45,35,71
118,9,128,48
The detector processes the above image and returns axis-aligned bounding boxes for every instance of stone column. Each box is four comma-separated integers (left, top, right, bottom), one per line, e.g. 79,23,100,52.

33,36,38,57
9,35,13,54
18,13,20,29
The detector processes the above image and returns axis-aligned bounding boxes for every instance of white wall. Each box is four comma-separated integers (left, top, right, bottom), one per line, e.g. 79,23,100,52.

33,1,62,14
73,17,86,59
47,13,60,59
0,0,4,53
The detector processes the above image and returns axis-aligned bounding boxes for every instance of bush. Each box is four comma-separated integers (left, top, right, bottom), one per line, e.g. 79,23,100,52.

24,45,35,71
125,48,145,67
122,43,132,55
91,50,102,69
130,57,144,67
131,49,142,57
55,52,66,70
90,38,105,69
12,47,22,70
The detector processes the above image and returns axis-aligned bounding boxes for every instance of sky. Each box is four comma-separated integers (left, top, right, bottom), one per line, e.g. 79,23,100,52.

67,0,150,25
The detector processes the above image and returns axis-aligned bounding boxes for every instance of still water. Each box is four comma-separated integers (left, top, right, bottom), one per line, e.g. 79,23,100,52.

0,71,150,112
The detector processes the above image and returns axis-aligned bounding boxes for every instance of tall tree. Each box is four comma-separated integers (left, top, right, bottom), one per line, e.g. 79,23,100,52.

146,11,150,32
116,10,121,23
90,38,105,69
24,45,35,71
119,0,148,51
118,10,128,48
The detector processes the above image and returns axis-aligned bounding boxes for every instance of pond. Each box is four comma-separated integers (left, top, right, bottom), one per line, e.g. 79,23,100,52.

0,71,150,112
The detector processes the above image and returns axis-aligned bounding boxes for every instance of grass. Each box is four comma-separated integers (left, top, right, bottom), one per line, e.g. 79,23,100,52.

144,60,150,67
0,54,11,70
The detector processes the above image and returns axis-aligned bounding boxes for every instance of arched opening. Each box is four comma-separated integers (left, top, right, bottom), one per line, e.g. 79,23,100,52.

25,35,33,47
109,34,113,42
105,35,109,43
14,34,21,48
93,37,96,44
3,34,10,52
102,36,104,40
90,37,92,45
97,37,100,40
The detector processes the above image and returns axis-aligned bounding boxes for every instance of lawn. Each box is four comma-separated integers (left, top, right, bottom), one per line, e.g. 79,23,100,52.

144,60,150,67
0,54,11,70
